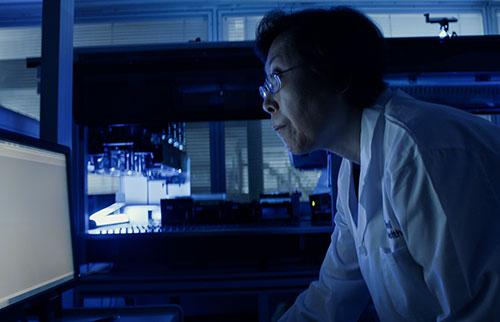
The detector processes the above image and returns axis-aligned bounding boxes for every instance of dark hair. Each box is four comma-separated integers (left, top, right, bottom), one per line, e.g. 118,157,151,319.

255,7,386,109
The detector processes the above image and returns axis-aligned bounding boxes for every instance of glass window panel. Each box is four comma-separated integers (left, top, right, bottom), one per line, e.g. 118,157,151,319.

222,15,262,41
389,13,445,37
244,16,263,40
86,122,210,199
367,12,484,37
222,14,321,201
0,26,41,122
454,13,484,36
223,12,483,41
368,12,484,37
369,14,392,36
261,120,322,201
75,16,210,196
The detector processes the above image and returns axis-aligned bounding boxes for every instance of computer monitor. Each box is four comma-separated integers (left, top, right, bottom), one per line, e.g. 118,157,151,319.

0,130,75,311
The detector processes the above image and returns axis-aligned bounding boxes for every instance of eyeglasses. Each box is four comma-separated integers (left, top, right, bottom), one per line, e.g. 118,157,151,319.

259,65,303,99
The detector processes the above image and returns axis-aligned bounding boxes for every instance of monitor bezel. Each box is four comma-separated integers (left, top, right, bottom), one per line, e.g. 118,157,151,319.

0,128,78,317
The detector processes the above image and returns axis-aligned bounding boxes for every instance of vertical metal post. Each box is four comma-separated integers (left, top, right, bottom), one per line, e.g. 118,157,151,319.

40,0,74,148
247,120,263,201
72,124,88,268
210,121,226,193
40,0,80,268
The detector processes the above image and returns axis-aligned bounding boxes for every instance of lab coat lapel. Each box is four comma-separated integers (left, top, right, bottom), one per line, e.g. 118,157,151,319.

358,90,392,241
347,161,359,228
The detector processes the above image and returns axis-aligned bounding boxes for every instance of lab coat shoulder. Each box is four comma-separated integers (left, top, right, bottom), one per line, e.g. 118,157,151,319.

378,91,500,320
380,90,500,207
382,90,500,158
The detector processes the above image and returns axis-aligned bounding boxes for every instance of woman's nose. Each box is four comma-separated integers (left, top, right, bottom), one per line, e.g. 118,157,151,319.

262,95,279,115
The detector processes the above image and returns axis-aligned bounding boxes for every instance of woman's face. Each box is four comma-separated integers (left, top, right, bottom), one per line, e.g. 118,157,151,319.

262,33,347,155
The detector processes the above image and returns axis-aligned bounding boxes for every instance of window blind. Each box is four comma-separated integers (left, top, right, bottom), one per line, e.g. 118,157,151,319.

225,121,248,196
497,12,500,33
185,122,211,194
74,18,208,46
222,15,262,41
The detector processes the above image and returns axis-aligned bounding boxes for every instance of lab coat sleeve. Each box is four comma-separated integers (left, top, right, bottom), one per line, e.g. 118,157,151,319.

388,149,500,321
279,195,371,322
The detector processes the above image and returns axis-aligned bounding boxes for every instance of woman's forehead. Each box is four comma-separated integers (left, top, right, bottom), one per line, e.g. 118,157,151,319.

265,32,299,71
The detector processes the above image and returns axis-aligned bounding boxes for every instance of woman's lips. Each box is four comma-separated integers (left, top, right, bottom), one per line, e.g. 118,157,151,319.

273,124,286,131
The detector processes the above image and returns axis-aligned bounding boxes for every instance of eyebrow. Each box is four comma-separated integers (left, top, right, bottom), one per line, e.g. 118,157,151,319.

265,54,282,73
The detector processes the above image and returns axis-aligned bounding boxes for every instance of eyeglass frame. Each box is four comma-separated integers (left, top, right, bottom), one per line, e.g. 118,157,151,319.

259,64,304,99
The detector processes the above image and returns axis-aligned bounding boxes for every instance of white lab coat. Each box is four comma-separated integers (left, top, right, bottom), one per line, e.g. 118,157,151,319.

279,89,500,322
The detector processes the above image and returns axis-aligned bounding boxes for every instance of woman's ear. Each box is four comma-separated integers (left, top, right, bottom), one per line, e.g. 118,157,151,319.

335,74,351,95
309,59,352,93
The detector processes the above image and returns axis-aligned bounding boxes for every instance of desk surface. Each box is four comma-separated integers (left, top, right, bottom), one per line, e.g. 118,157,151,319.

87,222,333,238
87,205,333,238
58,306,182,322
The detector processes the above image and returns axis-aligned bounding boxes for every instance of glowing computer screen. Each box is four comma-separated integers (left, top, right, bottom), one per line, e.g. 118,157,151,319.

0,138,74,310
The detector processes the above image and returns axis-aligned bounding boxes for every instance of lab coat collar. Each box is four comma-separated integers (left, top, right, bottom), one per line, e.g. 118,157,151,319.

359,87,393,176
374,87,394,109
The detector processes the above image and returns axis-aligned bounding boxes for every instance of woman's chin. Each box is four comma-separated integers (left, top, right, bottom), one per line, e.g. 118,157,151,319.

286,141,314,155
280,133,314,155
